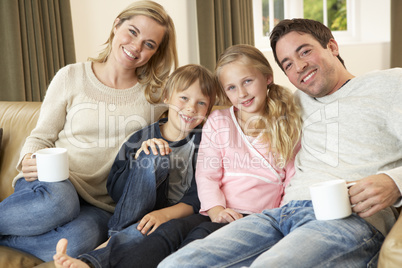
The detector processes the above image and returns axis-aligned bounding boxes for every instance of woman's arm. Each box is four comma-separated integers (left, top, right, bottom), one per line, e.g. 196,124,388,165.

17,67,70,178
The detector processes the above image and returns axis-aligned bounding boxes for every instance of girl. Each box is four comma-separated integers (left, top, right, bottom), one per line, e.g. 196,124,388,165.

157,43,302,267
53,64,217,268
0,0,177,261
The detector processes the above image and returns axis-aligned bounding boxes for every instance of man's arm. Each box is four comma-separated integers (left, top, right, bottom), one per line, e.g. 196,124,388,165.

349,173,401,218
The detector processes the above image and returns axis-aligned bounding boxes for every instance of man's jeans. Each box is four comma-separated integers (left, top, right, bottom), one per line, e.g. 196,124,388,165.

159,200,384,268
0,178,111,261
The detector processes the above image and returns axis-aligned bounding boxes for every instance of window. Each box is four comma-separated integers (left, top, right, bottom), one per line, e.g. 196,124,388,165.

253,0,357,50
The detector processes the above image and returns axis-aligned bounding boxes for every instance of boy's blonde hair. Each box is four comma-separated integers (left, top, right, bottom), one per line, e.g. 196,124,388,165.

215,44,301,167
89,0,178,104
163,64,217,115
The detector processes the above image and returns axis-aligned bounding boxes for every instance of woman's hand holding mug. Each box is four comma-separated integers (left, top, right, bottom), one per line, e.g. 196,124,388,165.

21,153,38,181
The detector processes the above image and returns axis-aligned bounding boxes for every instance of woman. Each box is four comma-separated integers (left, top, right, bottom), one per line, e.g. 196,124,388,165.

0,0,177,261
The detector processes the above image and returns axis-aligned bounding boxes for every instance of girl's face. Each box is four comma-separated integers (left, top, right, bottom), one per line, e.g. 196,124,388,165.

164,80,210,141
219,60,272,120
110,15,165,71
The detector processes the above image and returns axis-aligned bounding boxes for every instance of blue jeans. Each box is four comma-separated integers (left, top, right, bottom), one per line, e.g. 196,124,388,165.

0,178,111,261
181,221,226,247
81,214,210,268
78,152,171,267
0,178,79,236
159,201,384,268
107,152,170,235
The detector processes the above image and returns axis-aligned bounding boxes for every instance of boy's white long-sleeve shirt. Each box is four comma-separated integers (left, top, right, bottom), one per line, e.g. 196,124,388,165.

196,107,297,215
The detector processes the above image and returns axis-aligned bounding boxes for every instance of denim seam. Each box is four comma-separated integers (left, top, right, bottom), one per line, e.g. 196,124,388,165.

221,245,275,268
79,253,103,268
221,213,282,268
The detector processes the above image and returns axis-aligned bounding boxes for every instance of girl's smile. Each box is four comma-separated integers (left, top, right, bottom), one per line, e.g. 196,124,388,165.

219,60,272,122
241,97,255,107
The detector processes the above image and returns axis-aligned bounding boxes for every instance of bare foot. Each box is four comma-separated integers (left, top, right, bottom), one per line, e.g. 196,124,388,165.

53,238,90,268
95,237,110,250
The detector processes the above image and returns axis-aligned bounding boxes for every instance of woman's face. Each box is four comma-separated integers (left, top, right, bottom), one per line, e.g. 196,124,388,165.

110,15,165,71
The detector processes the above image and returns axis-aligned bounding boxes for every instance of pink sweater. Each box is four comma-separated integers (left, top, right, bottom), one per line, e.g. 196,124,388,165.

196,107,297,215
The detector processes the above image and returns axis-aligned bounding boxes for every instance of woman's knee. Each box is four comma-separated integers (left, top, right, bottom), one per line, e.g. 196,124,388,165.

37,180,80,219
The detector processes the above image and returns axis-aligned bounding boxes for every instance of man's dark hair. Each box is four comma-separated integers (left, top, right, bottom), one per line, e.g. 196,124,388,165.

270,18,345,71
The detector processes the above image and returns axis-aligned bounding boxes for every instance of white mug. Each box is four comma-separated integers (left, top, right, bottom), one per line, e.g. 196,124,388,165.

309,180,355,221
32,148,69,182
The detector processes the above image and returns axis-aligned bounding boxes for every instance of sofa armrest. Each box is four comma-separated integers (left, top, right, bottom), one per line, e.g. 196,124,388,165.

0,101,41,201
378,213,402,267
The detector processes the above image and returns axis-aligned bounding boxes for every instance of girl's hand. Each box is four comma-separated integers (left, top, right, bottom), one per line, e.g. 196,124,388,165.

135,138,172,159
137,210,169,235
21,153,38,181
208,206,243,223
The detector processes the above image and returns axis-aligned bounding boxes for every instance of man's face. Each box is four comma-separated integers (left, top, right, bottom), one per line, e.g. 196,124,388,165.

275,31,340,98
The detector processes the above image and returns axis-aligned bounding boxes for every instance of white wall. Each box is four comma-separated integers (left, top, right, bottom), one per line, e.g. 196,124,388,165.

70,0,391,93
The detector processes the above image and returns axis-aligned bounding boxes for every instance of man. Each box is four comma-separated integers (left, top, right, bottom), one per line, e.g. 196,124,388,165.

158,18,402,267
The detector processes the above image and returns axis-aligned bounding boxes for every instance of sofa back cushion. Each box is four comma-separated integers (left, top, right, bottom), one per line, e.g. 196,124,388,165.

0,128,3,160
0,102,41,201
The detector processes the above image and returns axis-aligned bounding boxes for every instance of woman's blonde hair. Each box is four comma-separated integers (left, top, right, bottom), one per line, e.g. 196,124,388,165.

163,64,217,115
89,0,178,103
215,44,302,167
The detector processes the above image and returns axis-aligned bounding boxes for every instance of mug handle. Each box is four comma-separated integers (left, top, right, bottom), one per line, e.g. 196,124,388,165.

346,182,357,207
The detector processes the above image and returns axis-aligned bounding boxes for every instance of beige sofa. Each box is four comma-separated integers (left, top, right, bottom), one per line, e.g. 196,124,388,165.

0,101,401,267
0,102,54,267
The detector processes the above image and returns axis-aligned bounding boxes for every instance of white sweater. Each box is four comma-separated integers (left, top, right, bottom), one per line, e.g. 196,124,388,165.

284,68,402,235
14,62,166,212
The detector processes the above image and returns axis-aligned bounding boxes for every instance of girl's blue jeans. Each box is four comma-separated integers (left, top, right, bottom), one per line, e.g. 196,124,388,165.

159,200,385,268
0,178,111,261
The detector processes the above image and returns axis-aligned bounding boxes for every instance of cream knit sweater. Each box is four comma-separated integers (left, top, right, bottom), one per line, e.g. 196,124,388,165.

13,62,166,212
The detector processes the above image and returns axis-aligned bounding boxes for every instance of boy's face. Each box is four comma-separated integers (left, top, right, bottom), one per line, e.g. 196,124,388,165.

164,80,210,140
276,31,341,98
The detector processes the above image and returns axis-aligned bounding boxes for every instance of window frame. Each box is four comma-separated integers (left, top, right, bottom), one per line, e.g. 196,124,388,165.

253,0,359,51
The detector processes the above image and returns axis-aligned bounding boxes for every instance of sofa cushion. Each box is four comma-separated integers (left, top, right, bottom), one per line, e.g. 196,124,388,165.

0,246,44,267
0,128,3,161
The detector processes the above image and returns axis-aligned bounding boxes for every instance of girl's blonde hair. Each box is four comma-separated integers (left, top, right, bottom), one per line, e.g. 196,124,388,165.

163,64,217,115
89,0,178,103
215,44,302,167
